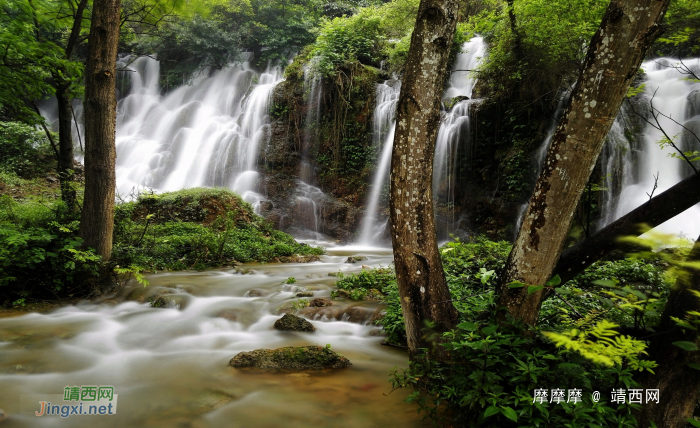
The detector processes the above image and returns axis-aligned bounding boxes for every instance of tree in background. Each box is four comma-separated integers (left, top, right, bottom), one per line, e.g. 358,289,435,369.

80,0,122,269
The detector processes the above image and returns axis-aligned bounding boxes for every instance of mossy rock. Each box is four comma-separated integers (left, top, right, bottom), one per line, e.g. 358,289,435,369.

345,256,367,263
274,313,316,332
229,346,352,370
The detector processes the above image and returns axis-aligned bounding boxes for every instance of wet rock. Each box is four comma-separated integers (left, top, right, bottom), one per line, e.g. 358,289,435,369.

274,313,316,332
368,328,386,337
345,256,367,263
229,346,351,370
300,305,377,324
369,308,386,325
444,95,470,111
333,289,350,299
247,289,267,297
296,291,314,298
309,298,333,307
327,272,338,277
215,309,240,322
278,254,321,263
150,294,188,309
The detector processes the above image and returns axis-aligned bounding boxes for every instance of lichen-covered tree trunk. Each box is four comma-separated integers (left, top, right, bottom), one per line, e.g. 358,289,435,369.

80,0,121,265
498,0,671,325
636,235,700,428
389,0,460,359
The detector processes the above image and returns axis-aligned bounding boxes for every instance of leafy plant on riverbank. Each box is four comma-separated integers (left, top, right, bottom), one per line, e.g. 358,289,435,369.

112,188,323,271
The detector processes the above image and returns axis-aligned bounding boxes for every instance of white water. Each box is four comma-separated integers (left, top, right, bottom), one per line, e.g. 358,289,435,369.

600,58,700,239
358,81,400,245
0,248,427,427
114,56,283,211
358,37,486,244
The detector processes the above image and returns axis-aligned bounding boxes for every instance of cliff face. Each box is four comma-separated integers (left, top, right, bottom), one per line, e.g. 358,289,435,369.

256,56,381,242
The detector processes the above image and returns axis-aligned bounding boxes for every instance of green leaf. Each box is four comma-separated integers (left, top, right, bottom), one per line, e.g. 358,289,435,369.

501,406,518,422
687,418,700,428
593,279,618,287
484,406,500,418
545,274,561,286
673,341,699,351
554,287,571,295
508,281,526,288
687,363,700,371
528,285,544,294
457,321,478,331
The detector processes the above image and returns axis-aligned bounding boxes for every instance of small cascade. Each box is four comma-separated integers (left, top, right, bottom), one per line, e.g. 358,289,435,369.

113,55,283,210
357,80,400,244
301,58,323,184
358,37,486,245
600,58,700,238
433,37,486,238
293,180,327,239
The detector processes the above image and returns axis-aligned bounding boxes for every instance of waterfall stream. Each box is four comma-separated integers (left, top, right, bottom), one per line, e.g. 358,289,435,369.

600,58,700,239
358,37,486,244
114,56,283,213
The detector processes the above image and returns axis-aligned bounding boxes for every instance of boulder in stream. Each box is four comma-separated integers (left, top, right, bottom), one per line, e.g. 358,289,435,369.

345,256,367,263
229,346,351,370
274,313,316,332
309,298,333,307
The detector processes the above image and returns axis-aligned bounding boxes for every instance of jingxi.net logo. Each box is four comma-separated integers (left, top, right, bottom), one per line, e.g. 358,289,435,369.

35,385,117,418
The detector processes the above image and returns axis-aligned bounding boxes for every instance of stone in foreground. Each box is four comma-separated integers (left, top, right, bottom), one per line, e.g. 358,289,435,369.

274,313,316,332
229,346,352,370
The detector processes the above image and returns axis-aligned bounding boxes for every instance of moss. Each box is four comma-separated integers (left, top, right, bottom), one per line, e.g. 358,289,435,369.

273,313,316,331
229,345,352,370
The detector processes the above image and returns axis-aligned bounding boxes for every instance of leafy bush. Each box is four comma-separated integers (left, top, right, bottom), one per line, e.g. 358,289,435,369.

391,311,644,427
0,213,100,305
112,188,323,271
0,121,55,178
331,266,395,300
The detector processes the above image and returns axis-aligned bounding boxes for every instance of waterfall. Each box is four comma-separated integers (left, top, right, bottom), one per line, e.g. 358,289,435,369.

600,57,700,239
357,37,485,244
358,80,401,244
114,55,284,212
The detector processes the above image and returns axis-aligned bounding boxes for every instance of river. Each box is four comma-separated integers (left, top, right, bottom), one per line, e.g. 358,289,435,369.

0,245,428,427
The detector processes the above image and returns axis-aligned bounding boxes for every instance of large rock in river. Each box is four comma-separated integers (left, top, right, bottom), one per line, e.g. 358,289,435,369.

229,346,352,370
274,313,316,332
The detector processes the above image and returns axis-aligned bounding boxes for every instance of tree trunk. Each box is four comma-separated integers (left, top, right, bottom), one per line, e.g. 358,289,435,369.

80,0,122,264
636,235,700,428
389,0,460,359
56,86,76,211
497,0,670,326
555,173,700,284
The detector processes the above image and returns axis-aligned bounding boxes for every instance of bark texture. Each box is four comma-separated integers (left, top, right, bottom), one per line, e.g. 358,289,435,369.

389,0,460,358
636,236,700,428
56,88,76,209
80,0,121,263
556,173,700,283
498,0,671,325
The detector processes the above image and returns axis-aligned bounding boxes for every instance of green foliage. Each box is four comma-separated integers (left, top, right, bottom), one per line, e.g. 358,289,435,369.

543,319,657,372
0,0,83,122
0,122,55,177
331,266,395,300
391,311,641,427
0,204,100,303
284,277,297,284
311,13,383,75
112,188,323,271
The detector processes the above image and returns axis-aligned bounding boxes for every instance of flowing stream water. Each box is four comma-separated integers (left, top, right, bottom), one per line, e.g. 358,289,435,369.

0,246,427,427
599,58,700,239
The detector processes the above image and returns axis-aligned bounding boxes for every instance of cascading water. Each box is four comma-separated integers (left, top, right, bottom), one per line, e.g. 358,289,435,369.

114,55,283,212
599,58,700,239
357,80,400,244
293,59,328,238
433,37,486,238
357,38,485,245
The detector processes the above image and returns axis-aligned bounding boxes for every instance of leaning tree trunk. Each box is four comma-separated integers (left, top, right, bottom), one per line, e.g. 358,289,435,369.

497,0,671,325
80,0,121,265
56,86,76,211
636,235,700,428
555,173,700,284
389,0,460,359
